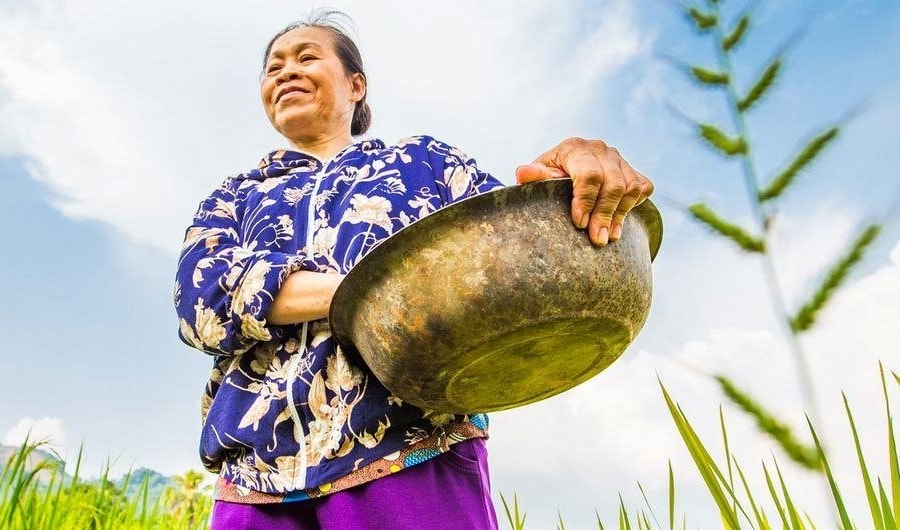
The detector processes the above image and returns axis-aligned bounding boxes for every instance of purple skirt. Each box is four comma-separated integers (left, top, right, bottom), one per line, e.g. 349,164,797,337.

209,438,498,530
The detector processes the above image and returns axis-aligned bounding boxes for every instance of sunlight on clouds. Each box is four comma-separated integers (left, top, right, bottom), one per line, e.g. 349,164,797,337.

0,0,648,255
0,0,192,253
3,416,68,454
769,200,861,310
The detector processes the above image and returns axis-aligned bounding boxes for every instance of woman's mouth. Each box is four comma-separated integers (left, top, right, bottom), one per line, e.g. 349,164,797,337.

276,86,310,103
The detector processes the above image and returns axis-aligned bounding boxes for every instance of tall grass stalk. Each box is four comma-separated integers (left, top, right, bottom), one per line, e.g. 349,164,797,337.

673,0,896,487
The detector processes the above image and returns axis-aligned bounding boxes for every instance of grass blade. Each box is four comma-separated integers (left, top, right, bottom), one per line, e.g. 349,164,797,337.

806,416,853,529
638,480,663,529
500,492,527,530
763,461,790,529
688,203,765,252
738,58,781,113
698,123,748,156
774,459,805,530
758,127,839,203
595,509,606,530
881,363,900,524
733,457,771,530
691,66,730,85
686,5,717,31
791,224,882,332
668,461,675,530
640,509,653,530
619,493,633,530
722,13,750,51
879,479,898,530
844,391,885,529
660,381,743,529
720,406,737,517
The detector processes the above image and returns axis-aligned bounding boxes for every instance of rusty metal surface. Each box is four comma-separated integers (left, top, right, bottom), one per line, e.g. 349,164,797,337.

330,179,663,414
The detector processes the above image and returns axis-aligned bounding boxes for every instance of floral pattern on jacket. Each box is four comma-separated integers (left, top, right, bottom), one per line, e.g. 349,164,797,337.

174,136,504,496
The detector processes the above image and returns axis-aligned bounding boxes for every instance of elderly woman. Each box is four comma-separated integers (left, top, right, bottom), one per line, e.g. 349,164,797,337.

174,12,653,530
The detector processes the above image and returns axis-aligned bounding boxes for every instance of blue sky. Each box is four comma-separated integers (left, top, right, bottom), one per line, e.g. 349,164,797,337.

1,0,899,527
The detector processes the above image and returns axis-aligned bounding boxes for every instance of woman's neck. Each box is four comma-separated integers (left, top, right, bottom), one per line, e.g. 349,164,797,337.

288,130,354,162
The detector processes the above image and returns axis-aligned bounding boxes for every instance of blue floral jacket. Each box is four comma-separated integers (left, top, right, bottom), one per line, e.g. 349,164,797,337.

174,136,504,499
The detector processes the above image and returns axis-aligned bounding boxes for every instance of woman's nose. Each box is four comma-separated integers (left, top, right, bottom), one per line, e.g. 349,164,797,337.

276,68,301,84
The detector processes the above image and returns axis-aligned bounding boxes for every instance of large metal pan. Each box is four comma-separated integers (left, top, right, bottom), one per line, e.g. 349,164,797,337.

330,179,662,414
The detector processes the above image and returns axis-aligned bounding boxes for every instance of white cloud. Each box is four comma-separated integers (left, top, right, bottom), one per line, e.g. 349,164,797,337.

3,416,68,455
768,199,862,310
0,0,648,254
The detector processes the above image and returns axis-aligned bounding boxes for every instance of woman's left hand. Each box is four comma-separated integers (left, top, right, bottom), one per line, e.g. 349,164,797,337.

515,137,654,247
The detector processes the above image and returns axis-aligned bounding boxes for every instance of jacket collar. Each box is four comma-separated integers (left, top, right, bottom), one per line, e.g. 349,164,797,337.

238,139,386,181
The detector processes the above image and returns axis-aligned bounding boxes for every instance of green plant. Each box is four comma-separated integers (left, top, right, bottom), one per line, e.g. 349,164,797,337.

0,438,212,530
673,0,890,474
499,366,899,529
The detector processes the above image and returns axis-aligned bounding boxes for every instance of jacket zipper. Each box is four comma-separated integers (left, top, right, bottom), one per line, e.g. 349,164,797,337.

286,321,310,490
284,160,328,491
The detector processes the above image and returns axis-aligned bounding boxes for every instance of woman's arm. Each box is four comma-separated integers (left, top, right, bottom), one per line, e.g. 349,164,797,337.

265,270,344,325
175,177,308,356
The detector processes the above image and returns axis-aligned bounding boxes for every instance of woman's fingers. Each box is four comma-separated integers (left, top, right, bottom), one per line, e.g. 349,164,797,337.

515,163,568,184
608,160,648,242
519,137,655,246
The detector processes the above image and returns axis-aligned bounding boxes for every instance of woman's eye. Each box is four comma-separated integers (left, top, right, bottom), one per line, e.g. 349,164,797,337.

299,55,316,63
266,64,282,74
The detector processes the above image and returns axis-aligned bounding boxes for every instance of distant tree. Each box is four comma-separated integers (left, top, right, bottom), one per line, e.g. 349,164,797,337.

163,469,212,526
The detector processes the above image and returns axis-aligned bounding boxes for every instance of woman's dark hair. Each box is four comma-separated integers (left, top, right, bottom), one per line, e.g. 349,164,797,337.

262,10,372,136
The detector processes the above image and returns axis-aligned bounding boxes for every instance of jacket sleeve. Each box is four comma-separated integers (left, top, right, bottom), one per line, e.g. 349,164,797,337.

173,177,305,357
425,137,506,206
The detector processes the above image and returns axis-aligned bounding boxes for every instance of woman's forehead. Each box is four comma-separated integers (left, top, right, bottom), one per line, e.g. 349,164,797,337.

268,26,333,59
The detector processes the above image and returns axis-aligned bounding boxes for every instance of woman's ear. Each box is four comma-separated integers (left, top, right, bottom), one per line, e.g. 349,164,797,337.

350,72,366,103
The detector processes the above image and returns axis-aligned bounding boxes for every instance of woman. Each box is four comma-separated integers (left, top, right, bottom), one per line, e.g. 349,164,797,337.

174,12,653,530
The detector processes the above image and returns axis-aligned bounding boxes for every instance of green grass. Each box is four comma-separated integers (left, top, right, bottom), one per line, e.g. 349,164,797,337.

0,441,211,530
507,364,900,529
4,366,896,529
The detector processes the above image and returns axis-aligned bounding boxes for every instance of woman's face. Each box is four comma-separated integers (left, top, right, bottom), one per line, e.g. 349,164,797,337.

261,26,365,143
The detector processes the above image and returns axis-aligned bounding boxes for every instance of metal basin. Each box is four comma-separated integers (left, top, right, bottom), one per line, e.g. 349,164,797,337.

330,179,663,414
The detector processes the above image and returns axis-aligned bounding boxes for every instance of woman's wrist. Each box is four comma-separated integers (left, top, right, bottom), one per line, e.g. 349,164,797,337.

266,270,345,325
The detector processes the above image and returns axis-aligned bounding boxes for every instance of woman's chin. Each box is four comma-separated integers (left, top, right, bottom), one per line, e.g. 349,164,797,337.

275,114,323,141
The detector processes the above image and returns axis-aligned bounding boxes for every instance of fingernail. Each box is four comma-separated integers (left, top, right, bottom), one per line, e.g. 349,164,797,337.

579,213,589,229
611,223,622,240
598,226,609,245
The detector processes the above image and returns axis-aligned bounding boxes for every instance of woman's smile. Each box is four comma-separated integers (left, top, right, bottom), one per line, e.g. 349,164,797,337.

276,87,311,104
